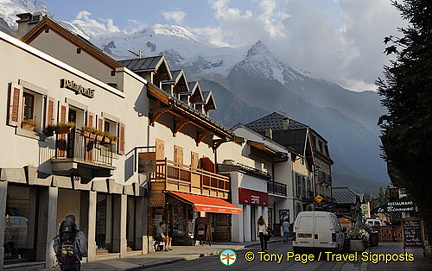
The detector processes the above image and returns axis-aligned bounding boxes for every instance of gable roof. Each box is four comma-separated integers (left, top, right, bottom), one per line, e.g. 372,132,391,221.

333,187,362,205
245,112,308,132
21,17,121,70
187,81,204,103
201,91,216,110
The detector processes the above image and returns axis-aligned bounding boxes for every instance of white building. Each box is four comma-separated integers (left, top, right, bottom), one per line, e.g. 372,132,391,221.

217,124,294,241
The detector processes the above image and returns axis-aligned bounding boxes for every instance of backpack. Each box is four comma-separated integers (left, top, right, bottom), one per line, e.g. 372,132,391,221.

55,220,79,265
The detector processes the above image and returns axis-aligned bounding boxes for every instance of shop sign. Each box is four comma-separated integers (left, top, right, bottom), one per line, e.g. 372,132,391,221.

238,188,268,206
149,193,165,207
138,152,156,173
373,198,415,213
61,79,95,98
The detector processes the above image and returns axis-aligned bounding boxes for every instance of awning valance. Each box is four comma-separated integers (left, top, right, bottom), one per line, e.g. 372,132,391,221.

169,191,242,214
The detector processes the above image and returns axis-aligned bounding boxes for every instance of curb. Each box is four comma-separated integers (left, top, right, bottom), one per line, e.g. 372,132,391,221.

139,238,284,270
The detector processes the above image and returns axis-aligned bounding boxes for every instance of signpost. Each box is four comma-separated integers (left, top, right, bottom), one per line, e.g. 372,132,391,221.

401,217,423,251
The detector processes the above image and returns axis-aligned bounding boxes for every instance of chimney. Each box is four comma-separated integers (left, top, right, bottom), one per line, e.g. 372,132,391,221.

16,12,47,39
265,128,273,139
282,117,289,130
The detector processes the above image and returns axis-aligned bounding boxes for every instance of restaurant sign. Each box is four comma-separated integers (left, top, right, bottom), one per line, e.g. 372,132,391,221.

373,198,415,213
238,188,268,206
61,79,95,98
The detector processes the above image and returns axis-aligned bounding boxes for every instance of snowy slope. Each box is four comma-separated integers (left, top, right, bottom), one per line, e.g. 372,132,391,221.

0,0,49,29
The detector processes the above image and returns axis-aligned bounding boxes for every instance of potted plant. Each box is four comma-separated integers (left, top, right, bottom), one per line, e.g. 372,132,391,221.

53,122,75,134
94,129,104,141
109,134,119,145
43,125,55,136
345,225,370,252
81,126,94,138
102,131,111,144
21,119,36,131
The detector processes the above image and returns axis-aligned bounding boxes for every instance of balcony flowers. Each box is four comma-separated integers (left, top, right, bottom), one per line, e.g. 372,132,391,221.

51,122,75,134
21,118,36,131
81,126,118,144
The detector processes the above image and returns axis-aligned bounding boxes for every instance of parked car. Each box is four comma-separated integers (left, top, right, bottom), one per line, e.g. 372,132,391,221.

365,218,386,227
292,211,344,253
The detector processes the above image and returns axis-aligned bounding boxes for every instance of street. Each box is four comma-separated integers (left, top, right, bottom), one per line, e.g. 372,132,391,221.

145,241,432,271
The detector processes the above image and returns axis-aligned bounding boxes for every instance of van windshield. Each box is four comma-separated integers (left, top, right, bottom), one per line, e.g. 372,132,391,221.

330,214,342,231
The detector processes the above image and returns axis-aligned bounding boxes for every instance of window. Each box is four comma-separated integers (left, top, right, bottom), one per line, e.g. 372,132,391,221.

23,92,34,120
8,83,49,133
318,141,323,153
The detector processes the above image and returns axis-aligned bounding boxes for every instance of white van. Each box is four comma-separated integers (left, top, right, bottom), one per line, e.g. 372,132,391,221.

292,211,344,253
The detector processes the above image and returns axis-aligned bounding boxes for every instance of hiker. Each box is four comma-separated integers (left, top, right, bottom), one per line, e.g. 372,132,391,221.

53,215,88,271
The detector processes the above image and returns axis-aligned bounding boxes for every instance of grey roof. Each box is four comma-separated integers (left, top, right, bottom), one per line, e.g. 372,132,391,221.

245,112,308,132
333,187,361,205
118,56,164,72
162,70,184,84
272,129,307,155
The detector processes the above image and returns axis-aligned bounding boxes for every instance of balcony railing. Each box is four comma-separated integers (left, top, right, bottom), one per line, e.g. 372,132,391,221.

149,159,230,199
267,181,287,197
53,129,114,168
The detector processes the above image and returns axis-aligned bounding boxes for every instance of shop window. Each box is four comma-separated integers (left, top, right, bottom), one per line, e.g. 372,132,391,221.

96,194,113,252
4,185,38,264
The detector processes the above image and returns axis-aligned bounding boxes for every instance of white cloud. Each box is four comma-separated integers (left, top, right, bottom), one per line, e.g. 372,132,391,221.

162,10,186,25
74,10,120,34
191,27,231,47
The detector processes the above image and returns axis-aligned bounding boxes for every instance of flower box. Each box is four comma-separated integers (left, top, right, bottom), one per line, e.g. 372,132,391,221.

350,239,365,252
21,119,36,131
21,123,35,131
55,127,72,134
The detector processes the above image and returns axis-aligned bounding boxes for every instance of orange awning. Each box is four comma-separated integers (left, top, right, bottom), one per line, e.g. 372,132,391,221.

169,191,242,214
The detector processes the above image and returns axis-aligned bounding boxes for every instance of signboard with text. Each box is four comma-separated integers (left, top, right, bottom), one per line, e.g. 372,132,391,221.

402,217,423,249
238,188,268,206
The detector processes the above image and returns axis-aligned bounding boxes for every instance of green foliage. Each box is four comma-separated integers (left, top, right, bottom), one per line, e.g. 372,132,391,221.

377,0,432,238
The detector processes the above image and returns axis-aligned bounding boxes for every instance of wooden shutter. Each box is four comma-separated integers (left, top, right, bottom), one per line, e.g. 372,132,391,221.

87,112,94,127
191,152,199,168
8,83,23,127
118,123,125,155
98,117,104,131
86,111,94,161
57,104,68,158
155,139,164,160
174,145,183,165
45,97,55,127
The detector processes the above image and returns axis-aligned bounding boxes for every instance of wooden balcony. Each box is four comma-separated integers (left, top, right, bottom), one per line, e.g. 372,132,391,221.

149,159,230,199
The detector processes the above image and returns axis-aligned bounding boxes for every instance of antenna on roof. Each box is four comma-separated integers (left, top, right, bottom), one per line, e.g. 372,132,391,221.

128,49,142,58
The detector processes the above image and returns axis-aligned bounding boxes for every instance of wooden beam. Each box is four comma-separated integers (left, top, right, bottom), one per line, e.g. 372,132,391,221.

173,118,190,136
196,130,212,146
212,139,226,150
149,107,170,126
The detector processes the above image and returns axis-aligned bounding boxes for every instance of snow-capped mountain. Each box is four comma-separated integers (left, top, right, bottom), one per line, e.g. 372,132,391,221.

0,1,389,193
0,0,49,29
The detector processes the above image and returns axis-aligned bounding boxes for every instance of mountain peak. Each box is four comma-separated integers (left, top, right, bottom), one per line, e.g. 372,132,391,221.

151,23,202,42
246,40,270,58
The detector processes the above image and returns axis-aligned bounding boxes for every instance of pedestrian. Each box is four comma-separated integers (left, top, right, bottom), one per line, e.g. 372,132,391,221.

156,222,172,251
53,215,87,271
282,219,290,243
257,215,268,252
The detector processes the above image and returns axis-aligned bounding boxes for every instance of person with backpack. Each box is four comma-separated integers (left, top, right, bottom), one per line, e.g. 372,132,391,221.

53,215,88,271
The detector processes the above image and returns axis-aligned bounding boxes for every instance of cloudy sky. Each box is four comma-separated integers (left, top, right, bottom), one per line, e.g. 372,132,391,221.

40,0,406,92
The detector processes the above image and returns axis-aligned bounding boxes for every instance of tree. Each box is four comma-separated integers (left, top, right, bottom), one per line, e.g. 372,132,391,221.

377,0,432,236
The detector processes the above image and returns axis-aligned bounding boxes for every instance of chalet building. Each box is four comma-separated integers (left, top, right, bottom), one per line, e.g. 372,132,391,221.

0,12,240,269
246,112,334,217
217,124,290,241
118,56,240,244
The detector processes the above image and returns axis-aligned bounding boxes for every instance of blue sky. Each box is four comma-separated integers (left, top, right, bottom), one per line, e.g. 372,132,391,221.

39,0,405,91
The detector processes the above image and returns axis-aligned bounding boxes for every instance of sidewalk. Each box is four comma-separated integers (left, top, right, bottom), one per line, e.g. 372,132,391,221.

7,237,284,271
